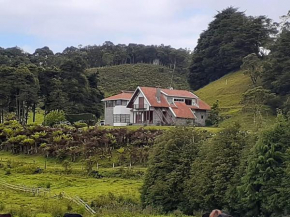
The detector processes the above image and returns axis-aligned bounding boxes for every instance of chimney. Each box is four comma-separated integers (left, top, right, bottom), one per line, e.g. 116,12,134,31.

156,86,161,103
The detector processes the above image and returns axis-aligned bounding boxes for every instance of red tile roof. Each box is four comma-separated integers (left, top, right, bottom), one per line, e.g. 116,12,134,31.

127,87,211,118
198,99,211,110
139,87,170,107
188,99,211,110
161,89,197,98
102,92,133,101
171,102,195,119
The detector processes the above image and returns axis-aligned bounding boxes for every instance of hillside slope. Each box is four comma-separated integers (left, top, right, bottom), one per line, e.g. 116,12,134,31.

196,70,251,108
195,71,275,130
87,64,190,97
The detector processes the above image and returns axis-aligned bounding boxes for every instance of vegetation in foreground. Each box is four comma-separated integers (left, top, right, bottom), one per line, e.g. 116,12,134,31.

142,114,290,217
0,150,191,217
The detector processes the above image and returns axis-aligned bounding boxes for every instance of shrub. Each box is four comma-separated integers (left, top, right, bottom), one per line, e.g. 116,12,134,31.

44,110,66,127
74,122,88,128
62,160,72,174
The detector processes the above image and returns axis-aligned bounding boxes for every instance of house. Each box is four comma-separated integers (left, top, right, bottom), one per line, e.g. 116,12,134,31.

102,86,211,126
101,91,134,126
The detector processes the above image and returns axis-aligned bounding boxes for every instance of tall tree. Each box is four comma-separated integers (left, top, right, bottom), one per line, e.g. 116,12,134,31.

141,128,208,214
189,7,277,90
239,114,290,217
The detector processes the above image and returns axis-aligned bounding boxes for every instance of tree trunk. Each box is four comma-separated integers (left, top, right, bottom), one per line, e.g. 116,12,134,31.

32,103,36,123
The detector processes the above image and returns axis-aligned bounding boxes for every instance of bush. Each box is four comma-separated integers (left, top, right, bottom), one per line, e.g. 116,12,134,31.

44,110,66,127
74,122,88,128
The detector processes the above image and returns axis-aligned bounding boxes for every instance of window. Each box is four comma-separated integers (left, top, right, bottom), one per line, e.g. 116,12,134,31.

174,98,184,102
201,115,204,119
122,100,127,106
116,100,122,105
106,101,113,107
113,114,130,123
185,99,192,105
167,97,173,104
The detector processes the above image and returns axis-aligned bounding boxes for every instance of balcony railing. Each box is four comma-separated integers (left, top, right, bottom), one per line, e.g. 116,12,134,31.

133,104,148,110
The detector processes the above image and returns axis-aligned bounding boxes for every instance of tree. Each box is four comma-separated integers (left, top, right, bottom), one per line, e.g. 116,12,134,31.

141,127,208,213
241,86,275,126
206,100,221,126
261,14,290,113
189,7,277,90
241,53,263,85
185,124,249,213
239,114,290,217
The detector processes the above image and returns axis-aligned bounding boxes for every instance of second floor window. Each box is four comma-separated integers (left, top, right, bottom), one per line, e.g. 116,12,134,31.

116,100,122,105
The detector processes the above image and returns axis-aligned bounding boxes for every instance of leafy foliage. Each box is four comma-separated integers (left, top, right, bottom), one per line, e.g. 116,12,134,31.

241,53,264,85
189,7,276,90
141,127,209,213
185,124,249,213
44,110,66,127
261,21,290,114
239,114,290,217
0,121,163,165
205,100,221,126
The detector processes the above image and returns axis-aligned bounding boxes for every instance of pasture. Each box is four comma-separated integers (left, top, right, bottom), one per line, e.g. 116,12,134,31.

0,152,189,217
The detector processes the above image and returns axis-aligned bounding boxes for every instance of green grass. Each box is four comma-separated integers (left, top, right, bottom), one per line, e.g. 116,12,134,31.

27,108,44,125
195,70,276,130
195,70,252,108
87,63,190,97
0,151,192,217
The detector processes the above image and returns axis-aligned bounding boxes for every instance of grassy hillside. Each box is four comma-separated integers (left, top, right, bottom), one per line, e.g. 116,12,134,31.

195,70,275,130
87,64,190,97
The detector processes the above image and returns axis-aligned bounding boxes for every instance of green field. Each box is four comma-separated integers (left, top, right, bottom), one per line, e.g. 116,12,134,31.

0,152,191,217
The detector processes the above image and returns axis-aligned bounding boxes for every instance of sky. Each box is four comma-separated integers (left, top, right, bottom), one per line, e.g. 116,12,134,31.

0,0,289,53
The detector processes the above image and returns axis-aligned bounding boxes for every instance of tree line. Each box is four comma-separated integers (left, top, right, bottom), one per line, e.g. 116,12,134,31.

0,57,104,124
0,42,190,71
142,114,290,217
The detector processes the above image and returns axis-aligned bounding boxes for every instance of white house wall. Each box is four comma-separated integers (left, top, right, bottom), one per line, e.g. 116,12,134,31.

113,105,131,115
113,104,132,126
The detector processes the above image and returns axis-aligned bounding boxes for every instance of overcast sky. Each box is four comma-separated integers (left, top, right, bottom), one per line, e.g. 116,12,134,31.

0,0,289,53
